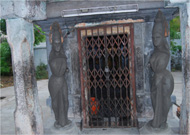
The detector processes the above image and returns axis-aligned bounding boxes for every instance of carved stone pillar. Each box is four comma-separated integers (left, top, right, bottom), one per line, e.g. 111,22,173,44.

179,3,190,134
165,1,190,134
6,18,43,135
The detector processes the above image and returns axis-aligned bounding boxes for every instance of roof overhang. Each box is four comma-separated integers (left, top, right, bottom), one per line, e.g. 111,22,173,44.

35,1,179,31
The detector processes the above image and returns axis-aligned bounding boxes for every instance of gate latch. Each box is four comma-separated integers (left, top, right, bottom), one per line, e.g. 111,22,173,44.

105,66,110,73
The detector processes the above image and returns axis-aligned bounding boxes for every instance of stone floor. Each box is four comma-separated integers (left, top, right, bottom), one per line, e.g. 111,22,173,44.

0,72,183,135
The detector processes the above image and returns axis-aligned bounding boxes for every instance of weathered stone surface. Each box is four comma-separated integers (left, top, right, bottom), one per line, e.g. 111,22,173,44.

69,30,81,95
72,95,82,120
36,7,177,31
165,2,190,133
144,107,154,118
45,27,82,121
134,23,146,117
67,30,81,119
178,3,190,134
136,94,145,115
0,0,46,20
131,22,172,122
6,18,43,134
134,23,144,94
148,10,174,129
0,1,14,18
48,22,69,128
134,13,173,129
144,95,152,107
49,119,81,134
143,22,154,94
166,21,171,71
46,1,174,19
43,15,174,129
140,122,174,135
134,22,154,120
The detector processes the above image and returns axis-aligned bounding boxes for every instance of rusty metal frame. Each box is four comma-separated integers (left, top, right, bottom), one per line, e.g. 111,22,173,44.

130,24,137,126
77,23,137,128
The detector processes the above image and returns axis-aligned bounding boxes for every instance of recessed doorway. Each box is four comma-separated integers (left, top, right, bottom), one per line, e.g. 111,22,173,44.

78,24,137,128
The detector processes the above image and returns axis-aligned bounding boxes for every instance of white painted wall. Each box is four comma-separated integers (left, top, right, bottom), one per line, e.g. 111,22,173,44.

34,42,48,68
170,0,188,3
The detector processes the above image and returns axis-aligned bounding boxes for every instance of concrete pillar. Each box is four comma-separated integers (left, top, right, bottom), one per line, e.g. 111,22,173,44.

179,2,190,134
6,18,43,135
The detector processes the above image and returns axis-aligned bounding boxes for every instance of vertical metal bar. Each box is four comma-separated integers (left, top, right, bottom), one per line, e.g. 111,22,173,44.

116,25,122,127
92,28,99,126
111,26,117,127
77,29,87,127
123,25,127,127
130,24,137,127
123,25,130,127
104,26,111,127
91,29,95,126
98,28,104,126
97,28,103,126
85,29,92,127
128,24,133,127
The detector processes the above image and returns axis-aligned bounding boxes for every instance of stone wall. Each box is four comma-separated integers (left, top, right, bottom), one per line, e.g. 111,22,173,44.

65,29,81,120
134,22,153,120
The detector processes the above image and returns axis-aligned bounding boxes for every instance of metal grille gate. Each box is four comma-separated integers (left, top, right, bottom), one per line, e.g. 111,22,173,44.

78,24,137,128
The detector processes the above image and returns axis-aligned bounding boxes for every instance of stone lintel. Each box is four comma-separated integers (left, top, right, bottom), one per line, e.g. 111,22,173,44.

35,7,178,31
0,1,47,21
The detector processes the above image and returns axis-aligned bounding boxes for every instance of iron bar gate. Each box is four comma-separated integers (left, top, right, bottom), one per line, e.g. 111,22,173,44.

77,23,137,128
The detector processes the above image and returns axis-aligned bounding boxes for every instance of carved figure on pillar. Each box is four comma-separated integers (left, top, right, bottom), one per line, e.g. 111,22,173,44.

149,10,174,129
48,22,69,128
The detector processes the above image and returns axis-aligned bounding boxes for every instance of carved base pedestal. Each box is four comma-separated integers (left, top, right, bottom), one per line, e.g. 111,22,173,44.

139,122,174,135
50,120,80,134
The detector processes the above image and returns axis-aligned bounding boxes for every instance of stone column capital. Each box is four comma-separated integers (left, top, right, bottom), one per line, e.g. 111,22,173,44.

0,0,47,21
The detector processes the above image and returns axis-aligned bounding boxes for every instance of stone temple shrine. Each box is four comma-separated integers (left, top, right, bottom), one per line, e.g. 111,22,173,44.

0,0,190,134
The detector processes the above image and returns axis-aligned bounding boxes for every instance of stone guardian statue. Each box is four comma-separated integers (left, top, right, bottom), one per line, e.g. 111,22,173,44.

48,22,69,128
140,10,174,134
